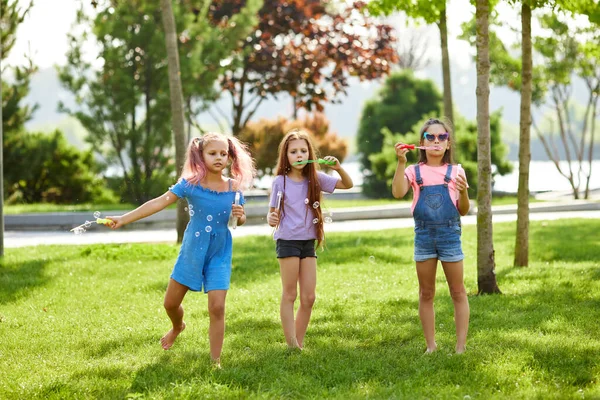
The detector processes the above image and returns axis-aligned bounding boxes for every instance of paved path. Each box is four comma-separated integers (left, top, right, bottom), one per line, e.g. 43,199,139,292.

5,210,600,248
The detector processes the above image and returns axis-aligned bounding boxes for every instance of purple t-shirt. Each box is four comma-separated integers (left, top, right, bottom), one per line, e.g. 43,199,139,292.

269,171,339,240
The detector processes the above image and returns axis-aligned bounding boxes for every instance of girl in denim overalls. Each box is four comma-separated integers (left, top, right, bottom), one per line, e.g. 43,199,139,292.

391,118,471,354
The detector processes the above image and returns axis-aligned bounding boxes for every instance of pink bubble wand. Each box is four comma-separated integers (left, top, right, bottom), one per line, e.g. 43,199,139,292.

397,144,444,151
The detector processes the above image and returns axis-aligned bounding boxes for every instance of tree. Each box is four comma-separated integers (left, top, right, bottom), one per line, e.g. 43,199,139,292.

161,0,189,243
514,1,533,267
356,70,442,198
0,0,33,257
475,0,501,294
368,0,455,124
211,0,398,134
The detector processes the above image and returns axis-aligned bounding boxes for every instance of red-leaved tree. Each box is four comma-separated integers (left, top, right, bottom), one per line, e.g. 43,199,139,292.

209,0,399,134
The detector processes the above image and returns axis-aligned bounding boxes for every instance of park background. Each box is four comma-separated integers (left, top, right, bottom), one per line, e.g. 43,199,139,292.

1,0,599,398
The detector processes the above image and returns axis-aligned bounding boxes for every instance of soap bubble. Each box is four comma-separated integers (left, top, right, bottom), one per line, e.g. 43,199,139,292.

184,207,188,212
166,196,170,200
84,221,92,228
189,210,195,217
312,201,320,209
188,204,193,209
207,215,213,222
368,256,375,263
312,218,319,224
324,217,333,223
205,226,212,233
93,211,101,218
304,198,309,204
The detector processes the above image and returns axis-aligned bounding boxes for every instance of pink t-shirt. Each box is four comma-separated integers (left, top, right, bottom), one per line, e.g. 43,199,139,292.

404,163,467,213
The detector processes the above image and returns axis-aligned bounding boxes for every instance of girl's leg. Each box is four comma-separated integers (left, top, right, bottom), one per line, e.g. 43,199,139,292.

207,289,228,362
279,257,301,348
441,260,470,353
161,278,189,350
416,259,438,352
295,257,317,348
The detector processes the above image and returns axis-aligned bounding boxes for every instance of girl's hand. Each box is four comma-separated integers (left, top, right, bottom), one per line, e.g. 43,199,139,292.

394,142,409,164
267,211,279,227
455,173,469,194
231,204,245,218
105,216,123,229
322,155,340,170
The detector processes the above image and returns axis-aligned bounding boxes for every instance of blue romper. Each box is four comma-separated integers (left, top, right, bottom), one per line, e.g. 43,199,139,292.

413,164,464,263
168,178,245,292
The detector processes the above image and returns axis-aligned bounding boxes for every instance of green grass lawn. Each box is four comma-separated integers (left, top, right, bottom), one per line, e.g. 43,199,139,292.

1,219,599,399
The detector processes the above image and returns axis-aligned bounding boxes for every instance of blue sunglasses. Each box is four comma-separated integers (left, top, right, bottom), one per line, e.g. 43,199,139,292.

423,132,449,142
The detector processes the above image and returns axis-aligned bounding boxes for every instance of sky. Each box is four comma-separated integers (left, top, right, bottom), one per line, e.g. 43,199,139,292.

4,0,488,70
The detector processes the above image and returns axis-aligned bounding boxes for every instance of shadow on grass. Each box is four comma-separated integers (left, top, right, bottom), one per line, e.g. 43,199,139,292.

231,236,279,286
0,259,51,305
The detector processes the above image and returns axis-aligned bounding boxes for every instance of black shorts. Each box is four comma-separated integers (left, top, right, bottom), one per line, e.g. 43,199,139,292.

276,239,317,259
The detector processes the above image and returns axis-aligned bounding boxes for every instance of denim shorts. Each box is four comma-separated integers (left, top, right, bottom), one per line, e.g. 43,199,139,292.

276,239,317,259
414,220,464,262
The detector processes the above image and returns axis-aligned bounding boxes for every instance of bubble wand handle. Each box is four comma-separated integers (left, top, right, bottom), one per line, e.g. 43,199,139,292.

228,192,241,229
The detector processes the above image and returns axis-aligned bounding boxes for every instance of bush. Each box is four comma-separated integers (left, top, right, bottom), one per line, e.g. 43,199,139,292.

3,129,119,204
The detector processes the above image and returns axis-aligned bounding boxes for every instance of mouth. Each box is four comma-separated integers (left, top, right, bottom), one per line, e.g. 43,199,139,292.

214,163,222,167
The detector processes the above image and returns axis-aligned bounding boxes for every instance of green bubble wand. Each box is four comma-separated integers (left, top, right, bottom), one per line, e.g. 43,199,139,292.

292,159,336,166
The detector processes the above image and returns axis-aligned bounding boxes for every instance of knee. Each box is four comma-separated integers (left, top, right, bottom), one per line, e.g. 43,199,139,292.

450,286,467,302
300,292,316,308
419,288,435,302
208,302,225,319
281,288,297,304
163,298,180,312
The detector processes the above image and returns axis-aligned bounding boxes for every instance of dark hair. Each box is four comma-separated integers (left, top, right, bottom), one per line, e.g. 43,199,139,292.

417,118,454,165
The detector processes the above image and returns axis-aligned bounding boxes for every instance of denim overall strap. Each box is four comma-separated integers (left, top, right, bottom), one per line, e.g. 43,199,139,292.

443,164,453,186
415,164,424,189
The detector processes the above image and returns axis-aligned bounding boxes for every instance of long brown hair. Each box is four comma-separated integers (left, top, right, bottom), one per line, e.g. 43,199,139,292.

417,118,454,165
274,129,325,248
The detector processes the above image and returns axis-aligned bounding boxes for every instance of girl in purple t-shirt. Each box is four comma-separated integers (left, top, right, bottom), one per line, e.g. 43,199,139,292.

267,129,354,350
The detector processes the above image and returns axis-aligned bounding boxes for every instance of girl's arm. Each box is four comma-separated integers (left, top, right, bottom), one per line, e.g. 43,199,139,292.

267,206,279,227
455,174,470,216
107,191,178,229
391,142,410,199
322,156,354,189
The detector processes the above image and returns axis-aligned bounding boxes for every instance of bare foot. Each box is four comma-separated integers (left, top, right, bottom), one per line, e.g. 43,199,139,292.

211,358,222,369
424,345,438,354
456,345,466,354
160,322,186,350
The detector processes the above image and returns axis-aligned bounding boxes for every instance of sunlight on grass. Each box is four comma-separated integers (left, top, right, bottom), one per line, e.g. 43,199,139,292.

1,219,598,399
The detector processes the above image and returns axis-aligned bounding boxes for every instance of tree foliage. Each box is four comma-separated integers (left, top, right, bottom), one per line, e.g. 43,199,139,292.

238,112,348,178
211,0,398,134
58,0,259,203
4,130,117,204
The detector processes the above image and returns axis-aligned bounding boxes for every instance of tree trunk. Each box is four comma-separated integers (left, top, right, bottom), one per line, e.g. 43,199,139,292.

514,3,532,267
160,0,189,243
585,95,598,199
438,5,454,125
475,0,501,294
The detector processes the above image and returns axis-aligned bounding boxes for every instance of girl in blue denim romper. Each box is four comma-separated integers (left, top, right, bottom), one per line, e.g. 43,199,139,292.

391,118,471,354
107,133,256,367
